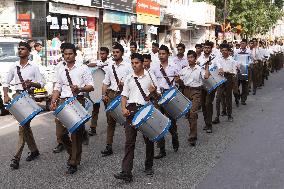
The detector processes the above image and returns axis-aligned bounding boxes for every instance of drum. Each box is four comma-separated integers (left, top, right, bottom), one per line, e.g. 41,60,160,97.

54,97,91,133
235,54,250,80
158,87,192,120
203,66,227,93
132,103,171,142
87,68,105,104
6,91,43,126
105,95,126,125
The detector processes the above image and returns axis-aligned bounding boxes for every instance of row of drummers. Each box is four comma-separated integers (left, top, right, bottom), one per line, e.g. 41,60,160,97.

5,41,281,179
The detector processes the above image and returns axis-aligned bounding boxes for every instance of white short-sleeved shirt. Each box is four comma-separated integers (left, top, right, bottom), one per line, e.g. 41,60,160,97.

217,56,238,75
179,65,205,87
121,71,160,105
151,61,179,90
3,61,45,90
171,55,188,71
54,63,94,98
197,53,219,70
103,61,133,92
150,52,160,67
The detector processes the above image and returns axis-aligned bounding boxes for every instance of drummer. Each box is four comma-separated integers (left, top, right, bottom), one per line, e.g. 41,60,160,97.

151,45,180,158
87,47,111,136
101,43,133,157
196,41,219,135
3,41,45,170
50,43,94,174
215,43,238,123
175,50,210,145
234,39,252,105
114,53,160,182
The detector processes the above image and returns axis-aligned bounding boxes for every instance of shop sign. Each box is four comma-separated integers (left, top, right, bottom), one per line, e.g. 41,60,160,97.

17,14,31,38
51,0,92,7
91,0,103,7
87,17,96,30
136,0,160,25
103,10,132,25
103,0,134,13
49,2,99,17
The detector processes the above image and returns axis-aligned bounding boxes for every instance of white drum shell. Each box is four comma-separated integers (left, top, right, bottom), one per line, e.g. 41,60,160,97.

55,98,90,133
8,93,42,125
109,103,126,126
88,68,105,103
203,67,227,93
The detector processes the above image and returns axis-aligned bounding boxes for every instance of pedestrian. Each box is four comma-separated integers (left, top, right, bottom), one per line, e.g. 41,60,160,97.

3,41,44,170
50,43,94,174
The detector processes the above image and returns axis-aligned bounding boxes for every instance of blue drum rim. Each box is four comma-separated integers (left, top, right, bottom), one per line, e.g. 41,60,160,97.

19,108,43,126
54,96,77,115
132,103,154,129
68,114,91,133
175,101,192,120
208,79,227,94
151,119,172,142
6,91,27,110
209,66,218,72
158,87,177,105
105,95,121,112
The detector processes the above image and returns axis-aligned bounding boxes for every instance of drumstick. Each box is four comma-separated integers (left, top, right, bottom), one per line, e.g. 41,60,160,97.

146,69,157,88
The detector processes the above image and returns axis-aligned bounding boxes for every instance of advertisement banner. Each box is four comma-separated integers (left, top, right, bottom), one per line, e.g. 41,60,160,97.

91,0,103,7
17,14,31,38
103,10,132,25
136,0,160,25
103,0,134,13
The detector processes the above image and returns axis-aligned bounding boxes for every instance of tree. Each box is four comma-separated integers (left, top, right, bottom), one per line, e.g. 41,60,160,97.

201,0,283,36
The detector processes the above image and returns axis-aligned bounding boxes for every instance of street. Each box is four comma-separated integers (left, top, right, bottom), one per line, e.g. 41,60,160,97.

0,70,283,189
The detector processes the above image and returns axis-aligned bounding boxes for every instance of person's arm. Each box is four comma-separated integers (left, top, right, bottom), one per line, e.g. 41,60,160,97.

204,64,210,79
120,77,130,117
2,66,15,103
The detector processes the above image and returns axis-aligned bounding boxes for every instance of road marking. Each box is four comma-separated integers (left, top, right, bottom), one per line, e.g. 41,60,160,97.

0,111,53,130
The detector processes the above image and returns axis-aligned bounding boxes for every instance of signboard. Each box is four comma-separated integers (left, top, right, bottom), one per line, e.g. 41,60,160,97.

91,0,103,7
17,14,31,38
103,0,134,13
103,10,132,25
136,0,160,25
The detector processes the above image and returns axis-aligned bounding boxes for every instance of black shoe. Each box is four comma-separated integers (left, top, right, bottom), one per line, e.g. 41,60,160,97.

26,150,40,162
228,116,233,122
203,125,209,130
206,127,212,133
212,117,220,124
101,145,113,157
172,134,179,152
154,149,166,159
66,165,77,174
0,109,10,116
241,102,247,105
10,159,19,169
221,111,227,116
235,100,239,107
88,128,97,136
53,143,64,153
188,137,197,146
253,90,256,95
83,131,89,145
114,171,133,182
144,168,154,176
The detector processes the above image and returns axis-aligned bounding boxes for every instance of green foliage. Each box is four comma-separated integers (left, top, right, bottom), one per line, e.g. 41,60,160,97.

203,0,283,36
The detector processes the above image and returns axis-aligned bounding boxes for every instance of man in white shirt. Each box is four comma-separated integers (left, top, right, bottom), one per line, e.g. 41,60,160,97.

87,47,111,136
195,44,203,60
234,39,251,105
3,41,45,170
150,42,160,66
114,53,160,182
151,45,180,159
197,41,219,133
31,42,42,65
50,43,94,174
250,38,263,95
215,43,238,123
101,43,133,157
171,43,188,71
175,50,210,145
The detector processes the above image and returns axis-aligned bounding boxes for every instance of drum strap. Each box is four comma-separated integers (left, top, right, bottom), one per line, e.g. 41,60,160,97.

134,77,149,102
16,66,26,90
64,65,76,96
159,64,172,87
112,65,122,91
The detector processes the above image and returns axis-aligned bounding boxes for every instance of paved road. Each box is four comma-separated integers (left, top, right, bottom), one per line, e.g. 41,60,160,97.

0,70,283,189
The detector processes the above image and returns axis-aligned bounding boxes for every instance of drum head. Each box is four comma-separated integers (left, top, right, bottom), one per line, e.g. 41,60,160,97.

88,68,105,104
105,95,121,112
158,87,176,105
132,103,153,127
